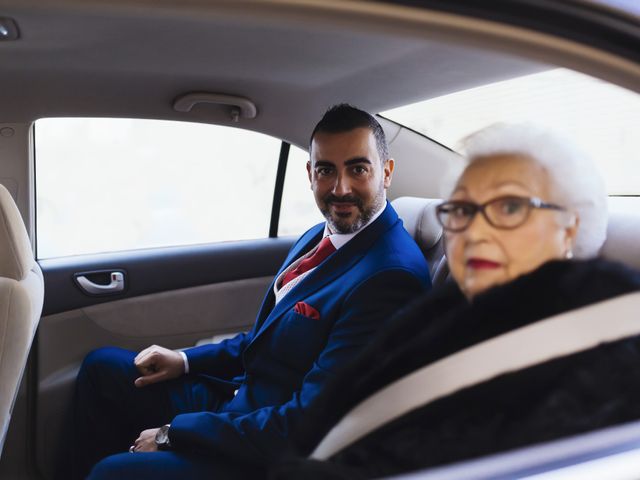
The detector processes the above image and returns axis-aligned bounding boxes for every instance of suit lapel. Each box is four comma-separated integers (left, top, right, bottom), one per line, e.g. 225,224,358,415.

251,224,324,333
250,202,399,344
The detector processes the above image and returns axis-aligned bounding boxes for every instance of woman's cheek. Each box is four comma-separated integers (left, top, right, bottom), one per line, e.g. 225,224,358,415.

446,235,465,285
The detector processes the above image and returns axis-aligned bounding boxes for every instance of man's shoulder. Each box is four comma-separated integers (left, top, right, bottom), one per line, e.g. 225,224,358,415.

370,223,428,270
341,225,428,292
350,204,429,275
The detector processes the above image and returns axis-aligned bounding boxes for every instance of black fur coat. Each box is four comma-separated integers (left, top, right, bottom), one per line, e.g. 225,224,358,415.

272,259,640,479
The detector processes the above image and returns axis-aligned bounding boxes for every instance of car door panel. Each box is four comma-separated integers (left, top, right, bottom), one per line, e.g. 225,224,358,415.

39,238,294,315
33,237,295,478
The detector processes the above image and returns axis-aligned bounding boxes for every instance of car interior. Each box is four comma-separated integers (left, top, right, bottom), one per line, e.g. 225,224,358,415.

0,183,43,454
0,0,639,478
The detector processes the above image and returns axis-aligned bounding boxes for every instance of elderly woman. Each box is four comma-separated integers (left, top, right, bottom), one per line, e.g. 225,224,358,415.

271,123,640,479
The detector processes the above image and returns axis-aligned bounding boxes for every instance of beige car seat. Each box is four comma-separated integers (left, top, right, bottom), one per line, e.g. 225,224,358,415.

0,184,44,453
392,196,448,286
601,211,640,270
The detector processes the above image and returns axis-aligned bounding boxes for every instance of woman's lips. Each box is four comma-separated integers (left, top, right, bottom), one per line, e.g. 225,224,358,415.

467,258,501,269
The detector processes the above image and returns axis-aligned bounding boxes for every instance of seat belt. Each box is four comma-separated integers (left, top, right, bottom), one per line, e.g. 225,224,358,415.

311,291,640,460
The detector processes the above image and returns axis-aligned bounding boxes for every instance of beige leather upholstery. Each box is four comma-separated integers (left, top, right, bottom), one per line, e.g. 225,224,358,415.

392,196,449,285
601,211,640,270
0,184,43,453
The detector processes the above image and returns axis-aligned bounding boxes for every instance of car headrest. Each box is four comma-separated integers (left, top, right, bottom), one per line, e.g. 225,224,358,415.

0,184,34,281
391,196,443,251
600,211,640,270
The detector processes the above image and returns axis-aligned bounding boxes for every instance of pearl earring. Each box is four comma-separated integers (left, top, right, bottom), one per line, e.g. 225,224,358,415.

566,249,574,260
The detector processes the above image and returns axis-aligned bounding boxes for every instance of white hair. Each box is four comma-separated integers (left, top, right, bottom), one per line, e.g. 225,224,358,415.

458,123,608,258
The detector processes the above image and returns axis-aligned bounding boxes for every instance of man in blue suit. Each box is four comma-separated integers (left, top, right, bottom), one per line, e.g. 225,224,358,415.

74,105,431,479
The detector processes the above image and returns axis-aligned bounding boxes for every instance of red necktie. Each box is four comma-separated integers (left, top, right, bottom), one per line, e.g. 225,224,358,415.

282,237,336,287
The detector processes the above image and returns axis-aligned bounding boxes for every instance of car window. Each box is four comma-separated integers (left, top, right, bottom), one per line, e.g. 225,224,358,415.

35,118,285,259
382,68,640,196
278,144,324,236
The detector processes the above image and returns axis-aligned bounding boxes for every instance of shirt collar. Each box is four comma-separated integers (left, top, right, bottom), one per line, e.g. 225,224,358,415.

322,201,386,250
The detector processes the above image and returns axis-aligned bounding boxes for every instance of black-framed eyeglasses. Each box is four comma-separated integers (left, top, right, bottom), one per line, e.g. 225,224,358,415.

435,196,566,232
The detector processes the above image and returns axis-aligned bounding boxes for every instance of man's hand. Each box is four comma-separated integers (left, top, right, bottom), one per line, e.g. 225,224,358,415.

131,427,160,452
134,345,184,387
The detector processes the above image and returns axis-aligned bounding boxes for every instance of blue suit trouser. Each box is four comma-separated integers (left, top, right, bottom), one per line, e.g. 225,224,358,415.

67,347,254,480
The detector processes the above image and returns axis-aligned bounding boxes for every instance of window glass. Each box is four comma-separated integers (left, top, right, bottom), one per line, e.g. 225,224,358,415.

382,68,640,195
35,118,280,258
587,0,640,16
278,144,324,236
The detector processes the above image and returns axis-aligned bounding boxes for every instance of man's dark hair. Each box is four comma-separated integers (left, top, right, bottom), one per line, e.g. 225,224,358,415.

310,104,389,163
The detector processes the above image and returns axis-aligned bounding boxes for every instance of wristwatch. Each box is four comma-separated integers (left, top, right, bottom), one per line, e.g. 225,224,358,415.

155,424,172,450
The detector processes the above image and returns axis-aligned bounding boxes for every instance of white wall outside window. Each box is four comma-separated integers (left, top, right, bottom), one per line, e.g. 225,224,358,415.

278,145,324,236
35,118,287,258
382,68,640,196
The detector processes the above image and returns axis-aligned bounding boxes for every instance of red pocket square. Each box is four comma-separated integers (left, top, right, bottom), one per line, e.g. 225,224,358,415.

294,302,320,320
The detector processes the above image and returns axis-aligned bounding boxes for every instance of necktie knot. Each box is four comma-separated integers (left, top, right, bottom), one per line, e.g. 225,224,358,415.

282,237,336,287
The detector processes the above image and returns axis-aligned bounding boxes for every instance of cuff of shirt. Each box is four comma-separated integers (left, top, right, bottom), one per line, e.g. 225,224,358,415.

179,350,189,374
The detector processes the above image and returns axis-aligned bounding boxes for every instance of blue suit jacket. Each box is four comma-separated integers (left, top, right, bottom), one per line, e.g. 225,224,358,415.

170,202,431,465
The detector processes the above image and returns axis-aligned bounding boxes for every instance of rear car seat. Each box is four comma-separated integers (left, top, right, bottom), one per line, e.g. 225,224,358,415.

600,210,640,270
391,196,448,286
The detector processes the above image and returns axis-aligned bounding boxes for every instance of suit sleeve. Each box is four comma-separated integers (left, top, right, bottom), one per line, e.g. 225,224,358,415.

183,332,251,379
168,268,427,465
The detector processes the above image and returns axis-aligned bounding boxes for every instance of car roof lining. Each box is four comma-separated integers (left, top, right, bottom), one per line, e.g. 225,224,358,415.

0,0,638,147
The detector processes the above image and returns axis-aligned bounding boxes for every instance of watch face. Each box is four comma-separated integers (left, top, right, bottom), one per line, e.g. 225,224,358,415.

155,425,170,446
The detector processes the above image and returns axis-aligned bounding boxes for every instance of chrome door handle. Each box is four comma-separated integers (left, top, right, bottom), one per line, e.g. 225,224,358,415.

76,272,125,294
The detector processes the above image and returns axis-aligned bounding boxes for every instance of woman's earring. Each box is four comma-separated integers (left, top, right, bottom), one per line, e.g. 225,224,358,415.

566,249,574,260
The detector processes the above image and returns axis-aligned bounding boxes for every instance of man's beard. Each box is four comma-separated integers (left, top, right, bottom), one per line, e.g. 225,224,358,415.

320,188,385,234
